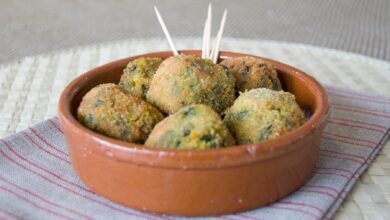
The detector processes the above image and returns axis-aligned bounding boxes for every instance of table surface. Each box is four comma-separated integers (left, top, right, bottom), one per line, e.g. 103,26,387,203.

1,0,390,64
0,37,389,220
1,1,390,220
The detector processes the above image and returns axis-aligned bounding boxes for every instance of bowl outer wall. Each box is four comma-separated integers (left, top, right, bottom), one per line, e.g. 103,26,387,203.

58,50,329,216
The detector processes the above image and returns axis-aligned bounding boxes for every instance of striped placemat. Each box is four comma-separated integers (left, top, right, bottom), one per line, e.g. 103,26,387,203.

0,86,389,220
0,38,389,219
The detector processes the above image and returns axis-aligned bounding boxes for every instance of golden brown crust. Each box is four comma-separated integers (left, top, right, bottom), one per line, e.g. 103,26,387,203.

118,57,162,99
77,83,164,143
146,55,236,114
145,104,236,149
220,56,282,92
224,88,305,144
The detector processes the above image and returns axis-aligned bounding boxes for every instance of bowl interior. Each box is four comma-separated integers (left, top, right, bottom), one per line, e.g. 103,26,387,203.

69,51,317,118
60,50,328,168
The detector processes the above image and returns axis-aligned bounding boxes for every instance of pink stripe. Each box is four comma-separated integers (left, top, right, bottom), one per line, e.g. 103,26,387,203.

331,103,390,116
221,214,253,220
21,113,388,220
316,167,355,177
218,216,238,220
0,142,153,220
0,211,18,220
327,87,390,102
322,127,390,217
331,105,390,119
319,149,366,161
44,119,328,220
330,117,388,130
319,153,364,164
0,177,92,220
30,127,68,156
270,205,320,220
327,90,390,105
0,186,74,220
327,120,385,134
303,185,340,196
23,132,71,165
49,119,64,134
238,214,266,220
44,119,263,220
323,131,377,145
0,213,11,220
321,128,389,219
5,138,88,192
321,135,374,148
298,189,337,199
241,200,326,219
278,201,324,214
315,171,351,180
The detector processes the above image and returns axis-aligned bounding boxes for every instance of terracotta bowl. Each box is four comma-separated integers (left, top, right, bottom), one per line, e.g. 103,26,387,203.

58,50,329,216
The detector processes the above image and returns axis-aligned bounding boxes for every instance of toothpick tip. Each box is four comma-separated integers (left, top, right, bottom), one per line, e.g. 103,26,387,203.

210,8,228,63
153,6,179,56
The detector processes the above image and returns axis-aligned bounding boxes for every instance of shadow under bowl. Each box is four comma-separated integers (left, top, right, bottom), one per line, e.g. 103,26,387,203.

58,50,329,216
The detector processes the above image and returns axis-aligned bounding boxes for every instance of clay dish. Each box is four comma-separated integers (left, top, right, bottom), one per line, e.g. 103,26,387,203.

58,50,329,216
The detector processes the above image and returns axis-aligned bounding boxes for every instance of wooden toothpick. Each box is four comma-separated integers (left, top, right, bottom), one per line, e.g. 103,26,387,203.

202,18,208,58
202,4,212,59
154,6,179,56
205,4,212,59
210,9,227,63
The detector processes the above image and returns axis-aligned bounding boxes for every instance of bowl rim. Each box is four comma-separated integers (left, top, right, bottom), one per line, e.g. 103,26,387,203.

58,50,329,169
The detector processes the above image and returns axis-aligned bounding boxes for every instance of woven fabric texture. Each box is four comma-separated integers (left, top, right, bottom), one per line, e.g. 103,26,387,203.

1,0,390,64
0,87,389,220
0,38,390,219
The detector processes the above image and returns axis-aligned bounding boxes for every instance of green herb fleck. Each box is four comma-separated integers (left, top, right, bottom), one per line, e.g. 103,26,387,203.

129,66,136,72
200,135,215,142
115,116,126,126
241,65,249,75
235,109,249,121
212,85,222,94
183,107,197,117
94,99,104,108
86,113,95,124
141,84,147,96
271,77,282,90
259,125,273,140
175,140,181,148
221,65,230,76
183,129,191,137
120,130,129,140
